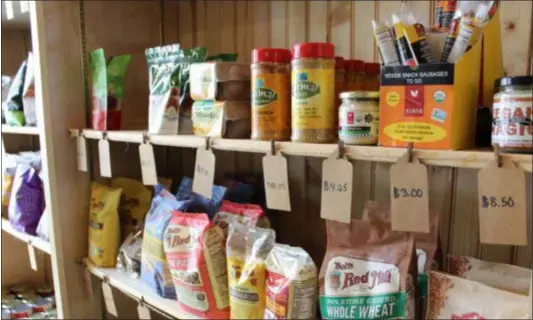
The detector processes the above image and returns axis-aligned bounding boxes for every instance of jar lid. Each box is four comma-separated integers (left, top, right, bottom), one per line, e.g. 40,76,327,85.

292,42,335,59
335,56,345,69
340,91,380,99
252,48,292,63
345,60,364,71
495,76,533,89
364,62,381,75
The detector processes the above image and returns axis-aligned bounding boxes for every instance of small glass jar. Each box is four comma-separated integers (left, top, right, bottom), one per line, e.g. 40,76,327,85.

492,76,533,153
344,60,365,91
338,91,380,145
363,62,381,91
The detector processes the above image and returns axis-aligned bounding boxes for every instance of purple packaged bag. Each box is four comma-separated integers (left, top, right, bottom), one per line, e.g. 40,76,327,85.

8,163,45,235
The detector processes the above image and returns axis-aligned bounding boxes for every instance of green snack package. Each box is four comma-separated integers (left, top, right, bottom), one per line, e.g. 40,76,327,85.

5,60,28,126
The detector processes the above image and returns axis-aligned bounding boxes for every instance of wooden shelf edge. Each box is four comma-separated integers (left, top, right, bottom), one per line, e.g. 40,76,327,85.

1,218,51,254
72,129,533,172
1,125,41,135
85,261,196,319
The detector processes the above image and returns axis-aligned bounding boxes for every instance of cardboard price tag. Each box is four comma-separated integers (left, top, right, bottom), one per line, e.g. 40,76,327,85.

263,154,291,211
98,138,112,178
137,302,151,319
139,143,158,186
477,158,527,245
27,244,37,271
102,281,118,317
320,153,353,223
390,153,429,233
192,147,215,199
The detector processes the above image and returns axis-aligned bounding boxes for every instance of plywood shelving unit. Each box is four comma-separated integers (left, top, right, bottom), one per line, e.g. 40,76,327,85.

13,0,532,319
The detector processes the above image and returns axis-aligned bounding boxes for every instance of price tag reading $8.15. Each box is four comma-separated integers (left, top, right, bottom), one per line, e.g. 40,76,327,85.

390,153,429,233
263,153,291,211
192,147,215,199
320,153,353,223
139,143,158,186
478,158,527,245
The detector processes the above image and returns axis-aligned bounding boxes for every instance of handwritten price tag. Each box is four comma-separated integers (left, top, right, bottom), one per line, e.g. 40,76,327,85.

390,153,429,233
139,143,158,186
98,139,112,178
102,281,118,317
192,147,215,199
263,154,291,211
137,303,151,319
320,153,353,223
478,158,527,245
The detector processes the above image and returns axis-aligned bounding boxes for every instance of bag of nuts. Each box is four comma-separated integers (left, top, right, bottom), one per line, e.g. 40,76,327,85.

319,218,417,319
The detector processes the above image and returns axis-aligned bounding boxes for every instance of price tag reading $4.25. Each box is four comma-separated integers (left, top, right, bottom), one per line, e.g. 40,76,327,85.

320,153,353,223
478,158,527,245
263,153,291,211
390,153,429,233
192,147,215,199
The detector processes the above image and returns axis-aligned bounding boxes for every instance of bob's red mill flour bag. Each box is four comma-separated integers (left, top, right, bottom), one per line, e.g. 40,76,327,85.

428,271,531,319
319,218,418,319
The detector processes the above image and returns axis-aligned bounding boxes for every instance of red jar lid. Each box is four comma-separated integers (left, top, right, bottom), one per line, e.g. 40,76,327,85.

252,48,292,63
292,42,335,59
345,60,364,72
364,62,381,75
335,56,345,69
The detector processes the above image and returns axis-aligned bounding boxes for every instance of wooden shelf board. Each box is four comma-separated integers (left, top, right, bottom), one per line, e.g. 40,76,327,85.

86,261,196,319
2,125,40,135
74,129,533,172
1,218,51,254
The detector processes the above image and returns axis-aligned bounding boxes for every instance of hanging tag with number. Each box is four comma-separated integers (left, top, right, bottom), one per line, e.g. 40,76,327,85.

98,137,112,178
137,301,151,319
27,244,37,271
75,130,88,172
478,158,527,245
139,140,158,186
102,281,118,316
263,151,291,211
390,152,429,233
321,152,353,223
192,145,215,199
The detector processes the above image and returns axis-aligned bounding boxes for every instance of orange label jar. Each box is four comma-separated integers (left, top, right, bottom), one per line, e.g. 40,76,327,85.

251,48,292,141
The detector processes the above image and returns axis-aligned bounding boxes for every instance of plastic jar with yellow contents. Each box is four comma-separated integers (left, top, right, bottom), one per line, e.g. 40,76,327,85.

291,42,336,143
338,91,380,145
251,48,292,141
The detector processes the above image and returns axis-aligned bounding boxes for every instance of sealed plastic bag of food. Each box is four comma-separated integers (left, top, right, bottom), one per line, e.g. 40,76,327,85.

227,222,275,319
164,212,230,318
264,244,318,319
88,183,122,267
22,52,36,126
5,60,27,126
213,200,263,236
111,177,152,239
90,48,132,130
141,184,179,298
117,227,143,277
8,164,45,235
175,176,227,218
2,153,19,213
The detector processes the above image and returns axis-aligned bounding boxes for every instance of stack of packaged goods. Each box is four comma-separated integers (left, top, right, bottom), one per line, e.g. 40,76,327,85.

2,52,36,127
1,284,56,319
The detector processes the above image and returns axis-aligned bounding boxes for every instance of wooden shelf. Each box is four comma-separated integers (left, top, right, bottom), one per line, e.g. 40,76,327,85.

2,125,40,135
86,261,196,319
72,129,533,172
1,218,51,254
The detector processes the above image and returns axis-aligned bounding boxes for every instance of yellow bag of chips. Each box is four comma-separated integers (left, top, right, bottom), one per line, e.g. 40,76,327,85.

88,182,122,267
111,177,151,237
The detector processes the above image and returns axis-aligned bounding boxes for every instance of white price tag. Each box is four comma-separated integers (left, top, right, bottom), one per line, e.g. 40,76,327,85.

137,303,151,319
83,267,94,300
320,153,353,223
139,143,158,186
102,281,118,317
192,147,215,199
98,139,112,178
27,244,37,271
263,154,291,211
77,135,88,172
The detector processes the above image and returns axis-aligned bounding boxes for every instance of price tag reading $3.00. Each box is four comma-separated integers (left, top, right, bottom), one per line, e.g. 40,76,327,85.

320,153,353,223
477,158,527,245
192,147,215,199
98,138,112,178
390,153,429,233
139,143,158,186
263,153,291,211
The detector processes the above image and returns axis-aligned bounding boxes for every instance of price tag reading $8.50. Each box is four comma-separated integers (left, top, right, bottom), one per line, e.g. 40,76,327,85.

192,147,215,199
390,153,429,233
263,153,291,211
320,153,353,223
478,158,527,245
139,143,158,186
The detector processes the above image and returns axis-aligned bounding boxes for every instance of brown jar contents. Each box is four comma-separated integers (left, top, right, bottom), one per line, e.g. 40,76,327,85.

292,42,336,143
364,62,381,91
344,60,365,91
251,48,292,141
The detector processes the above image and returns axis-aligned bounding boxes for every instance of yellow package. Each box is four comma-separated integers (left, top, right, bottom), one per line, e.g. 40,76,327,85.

88,183,122,267
111,177,151,237
227,222,275,319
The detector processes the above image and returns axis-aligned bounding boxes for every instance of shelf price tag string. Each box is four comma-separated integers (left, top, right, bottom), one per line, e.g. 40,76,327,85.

270,140,276,156
205,136,211,150
407,142,414,163
142,132,150,145
101,131,107,141
337,140,344,159
493,143,502,168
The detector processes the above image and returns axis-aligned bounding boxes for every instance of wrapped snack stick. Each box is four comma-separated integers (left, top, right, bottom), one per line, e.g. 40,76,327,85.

402,13,435,64
440,10,462,63
392,14,418,68
372,20,401,66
